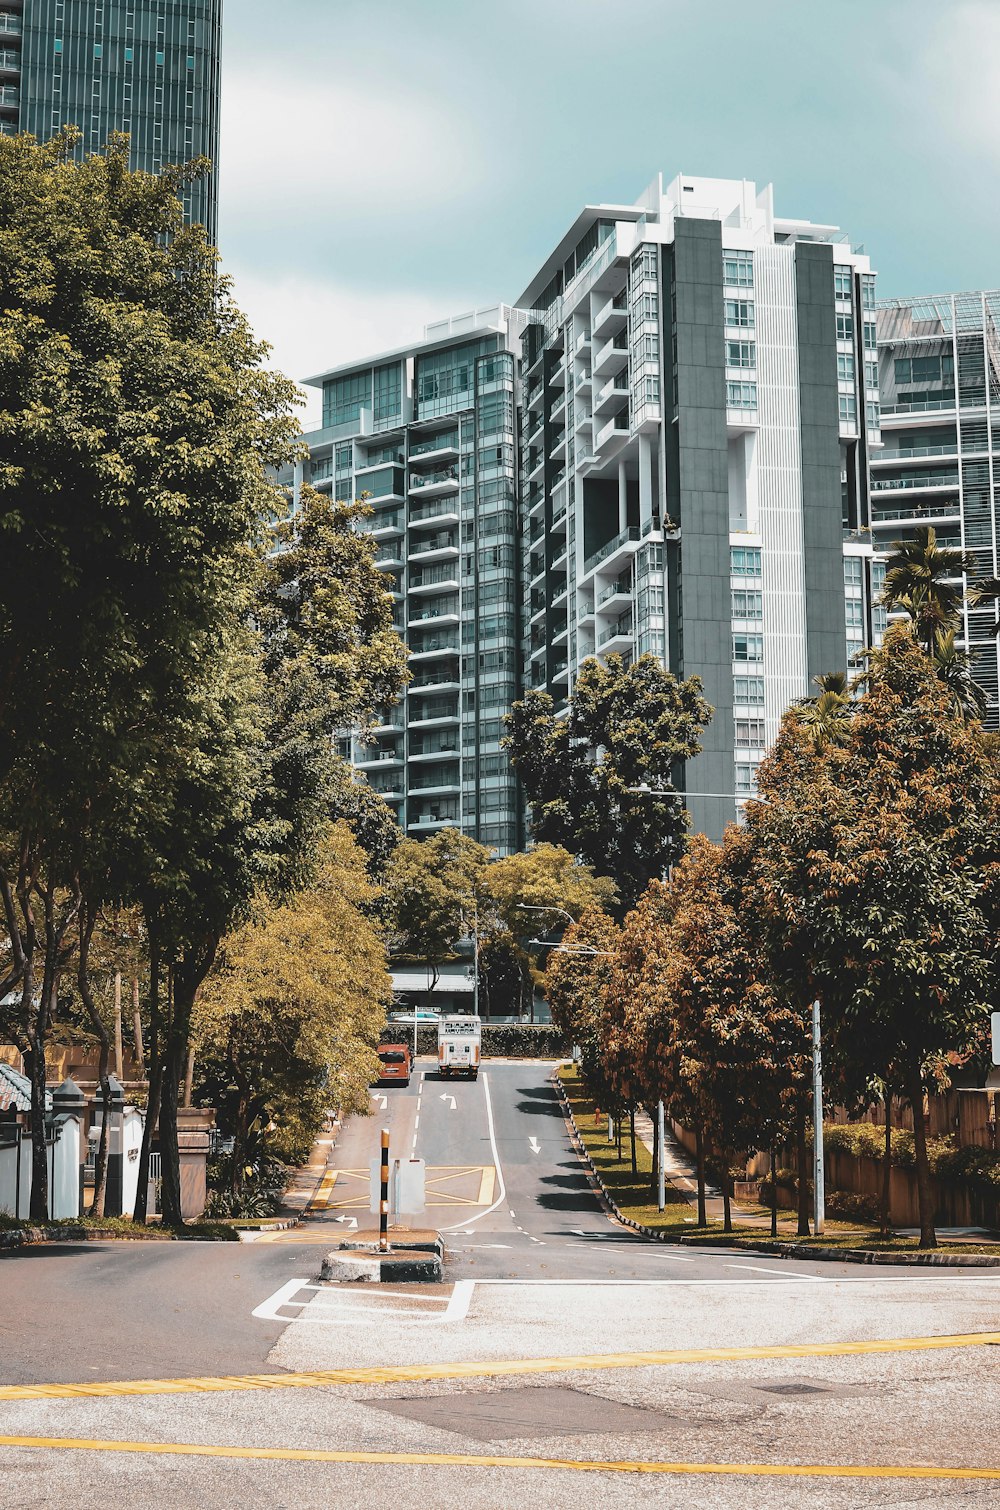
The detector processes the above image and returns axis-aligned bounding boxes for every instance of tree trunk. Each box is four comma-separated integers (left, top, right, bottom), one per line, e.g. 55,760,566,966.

695,1120,707,1227
796,1098,811,1237
77,910,111,1218
907,1056,937,1249
880,1092,893,1237
133,927,161,1224
722,1164,732,1234
769,1145,778,1239
630,1107,637,1176
132,977,145,1077
26,1036,49,1223
159,947,216,1228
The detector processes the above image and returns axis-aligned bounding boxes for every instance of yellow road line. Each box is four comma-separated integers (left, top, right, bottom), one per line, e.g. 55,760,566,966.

0,1436,997,1480
307,1171,337,1212
1,1331,997,1402
476,1166,496,1204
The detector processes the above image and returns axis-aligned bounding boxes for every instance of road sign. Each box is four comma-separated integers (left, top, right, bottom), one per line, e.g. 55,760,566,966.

370,1156,426,1216
992,1011,1000,1066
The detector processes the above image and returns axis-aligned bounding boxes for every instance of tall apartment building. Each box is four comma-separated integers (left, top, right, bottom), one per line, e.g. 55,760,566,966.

872,292,1000,727
0,1,222,240
296,307,526,855
516,174,879,838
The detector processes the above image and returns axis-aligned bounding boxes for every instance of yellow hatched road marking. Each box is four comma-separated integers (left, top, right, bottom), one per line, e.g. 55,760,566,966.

307,1171,337,1212
0,1436,997,1480
0,1331,997,1402
476,1166,496,1204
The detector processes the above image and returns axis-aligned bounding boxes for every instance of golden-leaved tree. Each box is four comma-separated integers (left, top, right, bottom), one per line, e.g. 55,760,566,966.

194,824,391,1182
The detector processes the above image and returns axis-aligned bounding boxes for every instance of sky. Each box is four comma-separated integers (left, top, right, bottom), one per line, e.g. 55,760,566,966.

218,0,1000,425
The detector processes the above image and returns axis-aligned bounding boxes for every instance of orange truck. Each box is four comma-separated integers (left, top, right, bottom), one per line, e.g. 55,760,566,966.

374,1043,411,1087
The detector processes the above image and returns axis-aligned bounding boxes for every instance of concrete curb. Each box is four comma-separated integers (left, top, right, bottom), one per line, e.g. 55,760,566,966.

320,1248,443,1283
551,1072,1000,1268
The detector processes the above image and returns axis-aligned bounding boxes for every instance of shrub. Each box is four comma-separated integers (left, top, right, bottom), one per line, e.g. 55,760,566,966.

825,1190,882,1224
381,1023,566,1058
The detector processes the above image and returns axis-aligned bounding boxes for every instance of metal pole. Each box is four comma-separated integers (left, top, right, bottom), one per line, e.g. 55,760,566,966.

473,914,480,1019
607,1113,614,1144
812,998,825,1236
657,1100,666,1212
379,1127,390,1252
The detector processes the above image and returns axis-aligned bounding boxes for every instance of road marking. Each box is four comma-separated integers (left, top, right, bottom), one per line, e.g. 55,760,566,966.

1,1437,998,1481
529,1137,541,1154
440,1072,506,1234
307,1171,337,1212
374,1094,388,1111
724,1263,827,1281
251,1279,474,1328
440,1093,457,1110
3,1331,999,1401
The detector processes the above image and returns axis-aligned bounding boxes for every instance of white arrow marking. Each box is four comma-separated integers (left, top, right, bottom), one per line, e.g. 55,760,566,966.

335,1215,358,1228
440,1093,457,1110
528,1137,541,1155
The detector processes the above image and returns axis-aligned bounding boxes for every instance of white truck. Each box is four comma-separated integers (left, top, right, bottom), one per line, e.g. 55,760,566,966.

437,1014,481,1080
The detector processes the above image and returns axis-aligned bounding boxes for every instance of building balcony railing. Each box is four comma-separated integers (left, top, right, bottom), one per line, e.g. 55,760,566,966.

870,472,959,492
871,502,961,524
594,411,630,454
408,467,459,496
410,433,458,459
584,525,640,576
874,443,958,463
0,16,22,36
408,534,458,559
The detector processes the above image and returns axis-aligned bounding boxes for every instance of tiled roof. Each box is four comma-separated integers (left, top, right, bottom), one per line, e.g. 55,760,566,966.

0,1062,51,1114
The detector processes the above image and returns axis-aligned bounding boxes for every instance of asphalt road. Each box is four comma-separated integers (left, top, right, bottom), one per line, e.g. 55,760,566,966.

2,1058,999,1506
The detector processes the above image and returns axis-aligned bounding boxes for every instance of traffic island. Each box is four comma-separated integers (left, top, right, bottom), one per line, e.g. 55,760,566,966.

320,1228,444,1283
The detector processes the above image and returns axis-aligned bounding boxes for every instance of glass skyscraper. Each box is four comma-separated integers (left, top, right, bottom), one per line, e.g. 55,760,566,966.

295,306,527,856
0,1,222,241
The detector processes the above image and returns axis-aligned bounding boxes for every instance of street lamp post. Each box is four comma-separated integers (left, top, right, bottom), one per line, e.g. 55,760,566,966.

812,998,825,1236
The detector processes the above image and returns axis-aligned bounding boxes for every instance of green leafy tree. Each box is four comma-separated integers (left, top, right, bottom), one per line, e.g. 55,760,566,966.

0,131,300,1218
504,653,712,911
383,829,492,1004
880,526,974,652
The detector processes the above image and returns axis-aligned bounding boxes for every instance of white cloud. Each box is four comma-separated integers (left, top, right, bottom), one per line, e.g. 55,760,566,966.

219,68,487,225
229,269,458,426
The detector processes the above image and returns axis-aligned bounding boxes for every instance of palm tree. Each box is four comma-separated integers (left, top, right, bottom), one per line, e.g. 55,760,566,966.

795,671,854,750
966,574,1000,637
933,629,989,722
881,526,976,651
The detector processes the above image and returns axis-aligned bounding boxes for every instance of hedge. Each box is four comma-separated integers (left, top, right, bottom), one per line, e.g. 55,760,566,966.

820,1122,1000,1194
380,1023,566,1058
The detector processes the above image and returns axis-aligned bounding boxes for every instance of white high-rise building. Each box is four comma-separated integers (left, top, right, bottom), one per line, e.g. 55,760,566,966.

516,174,879,836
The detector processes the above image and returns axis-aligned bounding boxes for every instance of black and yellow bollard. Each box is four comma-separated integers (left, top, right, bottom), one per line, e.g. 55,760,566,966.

379,1127,390,1252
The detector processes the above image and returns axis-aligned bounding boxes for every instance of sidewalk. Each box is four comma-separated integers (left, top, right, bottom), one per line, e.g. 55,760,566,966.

280,1122,340,1217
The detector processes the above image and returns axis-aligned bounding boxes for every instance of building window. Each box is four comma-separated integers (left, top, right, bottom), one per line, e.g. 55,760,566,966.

735,761,760,795
836,313,854,342
834,266,853,300
727,381,758,409
731,546,762,577
864,359,879,392
861,274,877,311
723,250,754,287
863,321,877,351
727,340,756,369
845,600,864,630
734,675,765,704
844,556,863,587
373,363,402,426
839,393,857,424
837,352,855,383
323,372,369,429
866,401,880,430
733,633,764,662
735,719,765,748
724,299,754,328
732,590,763,619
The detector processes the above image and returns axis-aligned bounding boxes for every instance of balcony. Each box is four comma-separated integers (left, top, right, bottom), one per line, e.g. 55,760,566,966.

0,16,22,36
593,290,628,340
870,472,959,494
594,372,630,415
355,748,404,769
374,543,404,567
408,533,458,563
583,525,641,577
593,332,629,377
409,433,459,463
597,572,633,612
598,613,634,651
408,808,460,831
408,669,460,692
409,565,459,594
408,466,459,498
407,603,460,629
594,411,630,456
871,502,961,527
874,443,958,464
409,742,460,761
409,773,461,795
408,636,460,660
371,512,403,540
575,368,593,397
409,499,460,528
